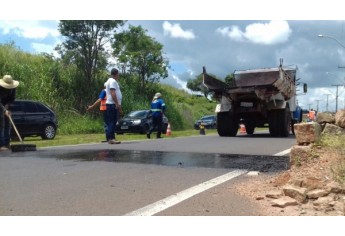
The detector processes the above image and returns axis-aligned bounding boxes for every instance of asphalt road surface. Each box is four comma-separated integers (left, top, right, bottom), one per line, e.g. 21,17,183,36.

0,132,296,216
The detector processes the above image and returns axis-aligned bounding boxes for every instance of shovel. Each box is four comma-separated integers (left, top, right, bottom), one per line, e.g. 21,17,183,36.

8,115,37,152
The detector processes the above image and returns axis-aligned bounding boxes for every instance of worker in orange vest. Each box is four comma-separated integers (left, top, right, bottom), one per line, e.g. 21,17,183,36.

308,108,316,122
87,82,107,140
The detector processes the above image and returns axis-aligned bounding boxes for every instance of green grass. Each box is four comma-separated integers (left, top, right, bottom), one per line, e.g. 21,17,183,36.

12,129,219,148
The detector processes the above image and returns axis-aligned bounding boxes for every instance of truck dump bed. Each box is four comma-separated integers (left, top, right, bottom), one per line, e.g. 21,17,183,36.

203,66,296,100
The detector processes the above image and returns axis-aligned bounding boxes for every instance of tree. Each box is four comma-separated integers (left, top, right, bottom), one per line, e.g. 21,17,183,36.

224,73,235,87
112,25,169,90
57,20,125,83
187,74,210,98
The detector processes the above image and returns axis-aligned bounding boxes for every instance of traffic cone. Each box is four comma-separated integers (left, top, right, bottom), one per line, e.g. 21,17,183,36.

240,124,246,134
166,123,172,136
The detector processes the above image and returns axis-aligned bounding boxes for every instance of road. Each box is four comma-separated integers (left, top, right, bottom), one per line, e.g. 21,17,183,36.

0,132,296,216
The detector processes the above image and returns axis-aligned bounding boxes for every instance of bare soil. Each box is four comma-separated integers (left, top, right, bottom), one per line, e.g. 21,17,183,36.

232,147,345,216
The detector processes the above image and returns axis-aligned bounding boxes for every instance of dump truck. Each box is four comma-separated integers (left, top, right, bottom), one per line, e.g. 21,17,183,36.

202,59,306,137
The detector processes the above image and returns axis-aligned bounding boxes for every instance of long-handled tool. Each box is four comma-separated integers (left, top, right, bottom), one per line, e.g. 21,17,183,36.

8,115,36,152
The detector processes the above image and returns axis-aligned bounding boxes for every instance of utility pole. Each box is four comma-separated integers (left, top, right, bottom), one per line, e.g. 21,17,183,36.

325,94,330,111
315,99,321,112
332,84,342,112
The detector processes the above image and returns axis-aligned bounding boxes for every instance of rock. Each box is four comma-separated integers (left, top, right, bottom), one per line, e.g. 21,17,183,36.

294,122,322,145
266,190,284,199
301,177,324,190
335,110,345,128
313,196,333,206
316,112,335,124
326,182,345,194
271,196,298,208
307,189,330,199
283,185,308,203
322,123,345,136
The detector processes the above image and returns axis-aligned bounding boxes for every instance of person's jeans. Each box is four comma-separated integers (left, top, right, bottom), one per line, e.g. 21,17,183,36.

0,114,10,147
102,111,107,140
105,104,118,141
148,114,163,138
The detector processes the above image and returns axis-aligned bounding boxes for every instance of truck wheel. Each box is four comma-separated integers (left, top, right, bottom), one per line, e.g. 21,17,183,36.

268,110,279,137
244,121,255,135
277,107,290,137
291,120,295,135
217,112,238,137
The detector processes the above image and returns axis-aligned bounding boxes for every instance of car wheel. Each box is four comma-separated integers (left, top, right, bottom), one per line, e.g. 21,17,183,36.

41,123,56,140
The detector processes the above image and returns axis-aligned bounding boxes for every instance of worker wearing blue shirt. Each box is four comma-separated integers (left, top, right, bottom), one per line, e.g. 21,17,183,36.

147,92,166,139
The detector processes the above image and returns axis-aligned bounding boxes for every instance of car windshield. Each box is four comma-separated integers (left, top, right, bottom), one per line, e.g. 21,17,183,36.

201,115,215,120
125,110,148,119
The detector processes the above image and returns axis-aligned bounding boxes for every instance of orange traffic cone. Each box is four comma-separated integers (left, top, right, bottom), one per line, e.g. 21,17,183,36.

240,124,246,134
166,123,172,136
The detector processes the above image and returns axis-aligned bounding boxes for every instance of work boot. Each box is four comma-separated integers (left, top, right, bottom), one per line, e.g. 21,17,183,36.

0,146,9,151
108,139,121,144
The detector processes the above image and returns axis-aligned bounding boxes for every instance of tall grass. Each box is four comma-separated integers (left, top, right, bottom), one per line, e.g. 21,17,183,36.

1,43,216,135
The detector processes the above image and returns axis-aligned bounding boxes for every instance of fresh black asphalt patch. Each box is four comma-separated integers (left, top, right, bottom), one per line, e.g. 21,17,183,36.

6,149,290,172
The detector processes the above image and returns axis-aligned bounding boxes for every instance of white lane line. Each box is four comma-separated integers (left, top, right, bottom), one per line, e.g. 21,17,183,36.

124,169,248,216
273,148,291,156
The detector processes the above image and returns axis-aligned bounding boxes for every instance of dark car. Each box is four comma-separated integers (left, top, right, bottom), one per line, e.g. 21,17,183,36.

116,109,168,134
194,115,217,129
8,100,58,140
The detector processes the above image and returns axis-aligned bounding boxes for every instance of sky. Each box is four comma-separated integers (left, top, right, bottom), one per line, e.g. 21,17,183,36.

1,1,345,114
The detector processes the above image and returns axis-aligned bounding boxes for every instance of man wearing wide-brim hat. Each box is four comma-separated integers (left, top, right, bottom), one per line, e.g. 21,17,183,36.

0,75,19,151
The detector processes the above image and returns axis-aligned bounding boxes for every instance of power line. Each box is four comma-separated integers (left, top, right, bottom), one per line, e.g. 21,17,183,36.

332,84,343,111
315,99,321,112
324,94,331,111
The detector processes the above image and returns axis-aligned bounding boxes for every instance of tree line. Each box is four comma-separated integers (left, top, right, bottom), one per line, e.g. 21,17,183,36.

0,20,215,134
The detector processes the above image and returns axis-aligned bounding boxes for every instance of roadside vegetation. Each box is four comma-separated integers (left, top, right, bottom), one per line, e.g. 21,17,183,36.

0,21,217,137
318,134,345,183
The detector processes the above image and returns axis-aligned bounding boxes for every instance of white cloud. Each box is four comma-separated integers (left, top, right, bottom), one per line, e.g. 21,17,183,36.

217,21,292,45
162,21,195,40
216,26,244,41
172,74,189,91
31,42,60,58
0,20,60,39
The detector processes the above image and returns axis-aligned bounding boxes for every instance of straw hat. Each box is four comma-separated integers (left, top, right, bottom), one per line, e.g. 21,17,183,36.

0,75,19,89
154,92,162,99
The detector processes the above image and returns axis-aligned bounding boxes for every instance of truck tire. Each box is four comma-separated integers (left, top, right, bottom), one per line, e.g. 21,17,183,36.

268,110,279,137
291,119,295,135
277,107,290,137
217,112,238,137
244,120,255,135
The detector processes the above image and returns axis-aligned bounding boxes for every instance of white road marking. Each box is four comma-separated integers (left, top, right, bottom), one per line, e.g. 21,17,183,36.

124,169,248,216
273,148,291,156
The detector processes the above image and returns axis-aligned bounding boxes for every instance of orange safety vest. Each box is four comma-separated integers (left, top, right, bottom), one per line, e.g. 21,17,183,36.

308,110,315,121
100,96,107,111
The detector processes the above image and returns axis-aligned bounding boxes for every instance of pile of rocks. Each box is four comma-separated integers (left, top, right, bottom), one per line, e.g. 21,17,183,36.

266,110,345,215
292,110,345,163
